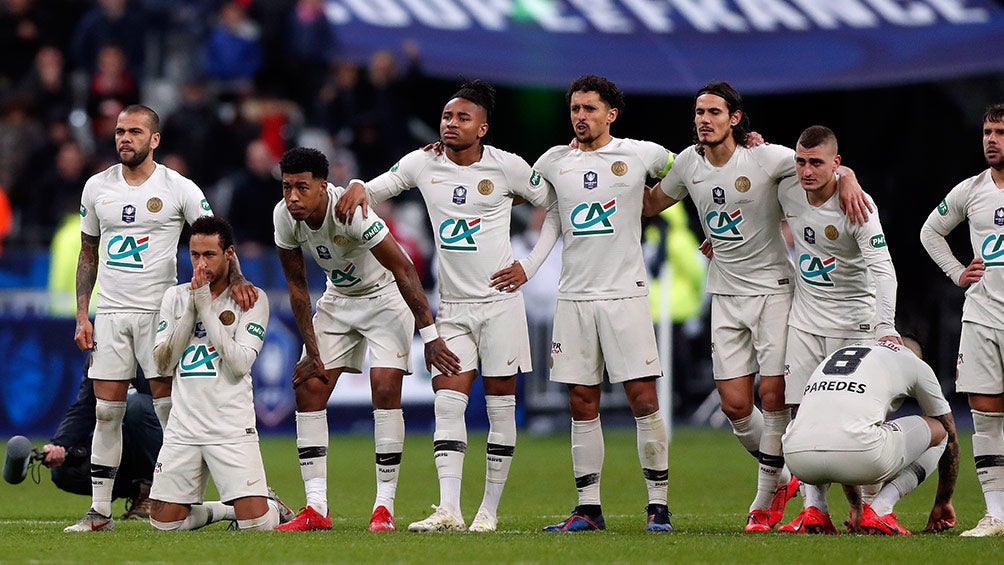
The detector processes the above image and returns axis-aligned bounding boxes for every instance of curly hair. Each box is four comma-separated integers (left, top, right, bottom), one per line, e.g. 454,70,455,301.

451,79,496,123
280,147,329,180
985,102,1004,124
190,215,235,251
566,75,625,113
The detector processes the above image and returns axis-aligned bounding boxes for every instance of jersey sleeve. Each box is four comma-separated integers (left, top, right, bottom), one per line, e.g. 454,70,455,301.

180,178,212,223
79,177,100,237
659,146,692,201
640,140,675,180
273,199,301,250
235,288,269,356
154,286,179,349
908,358,952,417
365,150,425,204
757,144,797,181
507,153,556,209
854,195,892,267
344,207,390,250
920,180,969,283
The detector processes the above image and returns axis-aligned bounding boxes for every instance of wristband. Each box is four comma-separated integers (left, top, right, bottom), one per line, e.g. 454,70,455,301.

419,324,439,344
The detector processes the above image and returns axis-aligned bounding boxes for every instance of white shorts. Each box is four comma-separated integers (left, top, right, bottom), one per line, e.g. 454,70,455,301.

957,321,1004,395
710,293,791,380
311,289,414,374
785,415,933,485
90,312,162,381
434,295,531,377
550,296,660,386
150,441,269,504
784,327,869,404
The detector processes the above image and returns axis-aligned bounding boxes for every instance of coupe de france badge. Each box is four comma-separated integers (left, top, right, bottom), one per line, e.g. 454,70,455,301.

316,245,331,259
804,226,816,244
713,187,725,205
453,186,467,205
583,171,598,190
996,207,1004,226
122,204,136,223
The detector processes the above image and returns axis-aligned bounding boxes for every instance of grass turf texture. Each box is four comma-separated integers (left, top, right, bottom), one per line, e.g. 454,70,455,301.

0,428,999,563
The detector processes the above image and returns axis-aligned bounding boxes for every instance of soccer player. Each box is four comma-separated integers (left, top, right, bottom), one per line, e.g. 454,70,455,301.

148,216,290,531
335,80,555,532
273,147,460,532
643,82,869,532
65,105,256,532
776,125,900,534
514,75,673,532
782,338,959,535
920,102,1004,537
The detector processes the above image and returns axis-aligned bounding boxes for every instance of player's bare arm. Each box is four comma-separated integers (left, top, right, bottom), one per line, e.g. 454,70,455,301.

226,253,259,311
958,257,986,287
925,412,959,532
642,184,678,218
73,233,100,351
842,484,864,532
369,236,461,375
835,165,874,225
278,247,327,387
334,180,369,224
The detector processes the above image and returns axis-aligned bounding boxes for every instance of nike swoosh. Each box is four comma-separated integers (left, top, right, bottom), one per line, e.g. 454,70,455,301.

91,519,111,531
645,358,658,365
506,357,517,366
175,315,182,320
430,178,446,184
396,352,408,358
785,213,797,218
246,479,261,487
559,169,575,175
692,179,705,184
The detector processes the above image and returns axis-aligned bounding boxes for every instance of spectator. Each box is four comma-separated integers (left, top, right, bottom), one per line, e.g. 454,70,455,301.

220,139,279,252
16,45,72,121
0,96,45,190
314,61,362,141
0,0,44,90
87,44,138,140
203,1,262,92
159,78,227,186
282,0,337,109
69,0,148,76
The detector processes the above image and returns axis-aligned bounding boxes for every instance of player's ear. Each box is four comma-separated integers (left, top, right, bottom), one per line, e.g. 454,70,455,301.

729,110,742,127
833,154,842,169
150,131,161,150
607,107,618,125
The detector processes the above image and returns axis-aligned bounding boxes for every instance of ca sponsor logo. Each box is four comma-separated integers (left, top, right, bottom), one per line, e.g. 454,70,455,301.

106,234,149,269
439,217,481,251
362,220,385,241
870,234,887,248
570,199,616,236
798,253,836,287
981,233,1004,266
705,209,744,241
328,262,361,287
246,322,265,340
180,344,219,377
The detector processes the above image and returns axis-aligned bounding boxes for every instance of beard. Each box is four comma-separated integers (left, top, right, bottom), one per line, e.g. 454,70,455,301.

119,145,150,168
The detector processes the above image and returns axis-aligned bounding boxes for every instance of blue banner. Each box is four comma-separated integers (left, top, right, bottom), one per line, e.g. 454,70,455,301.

326,0,1004,93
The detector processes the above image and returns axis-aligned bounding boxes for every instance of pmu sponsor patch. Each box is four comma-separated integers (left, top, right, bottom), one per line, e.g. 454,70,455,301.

870,234,887,248
246,322,265,340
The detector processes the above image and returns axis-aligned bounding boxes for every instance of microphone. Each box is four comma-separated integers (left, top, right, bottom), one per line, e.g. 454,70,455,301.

3,435,33,485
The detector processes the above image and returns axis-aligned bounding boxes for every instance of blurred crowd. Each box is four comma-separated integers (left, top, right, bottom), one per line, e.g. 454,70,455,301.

0,0,436,272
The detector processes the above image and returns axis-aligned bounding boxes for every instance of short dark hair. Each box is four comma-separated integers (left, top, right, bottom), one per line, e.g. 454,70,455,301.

280,147,329,180
190,215,234,251
797,125,838,152
566,75,625,113
121,104,160,132
693,81,749,147
451,79,496,123
985,102,1004,124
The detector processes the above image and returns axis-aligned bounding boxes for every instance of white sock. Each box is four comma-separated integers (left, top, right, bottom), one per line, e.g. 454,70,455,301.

751,409,789,511
178,503,214,530
295,410,329,516
152,396,172,430
803,483,830,512
373,408,404,514
571,417,604,506
871,437,946,516
91,399,126,517
238,505,279,531
972,410,1004,520
204,501,235,521
730,408,764,458
635,411,669,505
433,389,469,516
480,395,516,518
861,483,882,504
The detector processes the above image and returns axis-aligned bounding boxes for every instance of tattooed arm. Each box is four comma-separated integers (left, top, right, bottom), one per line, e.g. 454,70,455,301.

74,233,100,351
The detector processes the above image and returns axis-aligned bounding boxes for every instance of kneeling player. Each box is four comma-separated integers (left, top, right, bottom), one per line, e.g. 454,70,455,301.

149,217,291,531
782,338,958,535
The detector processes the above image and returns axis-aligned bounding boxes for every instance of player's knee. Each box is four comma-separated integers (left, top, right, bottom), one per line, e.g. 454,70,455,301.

150,517,184,531
95,398,127,424
927,417,948,447
719,399,751,421
370,381,402,409
237,507,278,531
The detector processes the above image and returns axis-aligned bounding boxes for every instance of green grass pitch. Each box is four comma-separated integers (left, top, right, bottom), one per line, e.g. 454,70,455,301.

1,428,1000,563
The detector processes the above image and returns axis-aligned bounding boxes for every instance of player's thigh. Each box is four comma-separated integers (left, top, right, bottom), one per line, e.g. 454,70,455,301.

595,296,661,384
476,295,532,377
549,300,604,386
90,312,141,381
710,295,757,380
888,415,935,469
203,442,269,504
132,311,164,379
749,292,791,376
358,291,414,373
431,301,478,377
784,327,828,405
149,443,210,505
957,322,1004,395
313,294,368,373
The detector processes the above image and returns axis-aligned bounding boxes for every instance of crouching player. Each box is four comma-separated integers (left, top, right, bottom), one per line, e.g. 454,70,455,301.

782,338,959,535
149,216,291,531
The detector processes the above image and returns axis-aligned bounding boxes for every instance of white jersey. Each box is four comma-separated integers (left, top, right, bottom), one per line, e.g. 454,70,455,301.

783,341,950,453
273,183,396,298
533,138,673,300
661,144,795,296
365,145,554,302
155,284,269,445
779,187,893,338
922,170,1004,329
79,163,211,312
